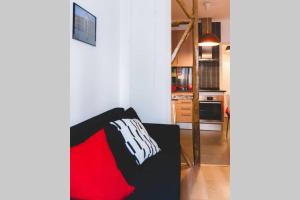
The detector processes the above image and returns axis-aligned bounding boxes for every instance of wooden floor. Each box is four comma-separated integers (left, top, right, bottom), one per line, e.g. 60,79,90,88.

180,120,230,200
181,165,230,200
180,121,230,165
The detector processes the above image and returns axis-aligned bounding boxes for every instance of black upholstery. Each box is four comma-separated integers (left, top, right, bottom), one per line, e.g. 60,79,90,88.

127,124,180,200
127,153,180,200
123,107,141,120
104,124,140,184
143,123,180,157
70,108,180,200
70,108,125,147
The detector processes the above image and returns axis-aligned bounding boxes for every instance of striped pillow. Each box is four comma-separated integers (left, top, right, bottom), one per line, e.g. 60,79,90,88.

110,119,161,165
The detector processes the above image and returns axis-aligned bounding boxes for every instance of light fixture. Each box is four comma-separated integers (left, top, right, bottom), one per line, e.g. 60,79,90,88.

198,18,220,47
226,45,230,52
198,1,220,47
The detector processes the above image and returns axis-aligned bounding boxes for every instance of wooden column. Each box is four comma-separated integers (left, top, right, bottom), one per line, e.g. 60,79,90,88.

192,0,200,165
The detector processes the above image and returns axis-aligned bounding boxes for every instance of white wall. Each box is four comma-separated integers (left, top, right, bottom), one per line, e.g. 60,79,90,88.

216,18,230,93
220,44,230,110
217,18,230,110
215,18,230,44
70,0,120,126
120,0,171,124
71,0,172,125
119,0,131,108
220,45,230,93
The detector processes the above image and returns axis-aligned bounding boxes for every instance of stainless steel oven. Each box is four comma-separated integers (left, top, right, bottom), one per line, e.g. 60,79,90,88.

199,93,224,123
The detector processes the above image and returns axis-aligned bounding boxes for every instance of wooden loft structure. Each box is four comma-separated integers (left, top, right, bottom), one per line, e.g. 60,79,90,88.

172,0,200,165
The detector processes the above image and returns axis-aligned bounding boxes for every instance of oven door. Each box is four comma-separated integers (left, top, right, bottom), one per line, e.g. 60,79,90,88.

199,101,223,122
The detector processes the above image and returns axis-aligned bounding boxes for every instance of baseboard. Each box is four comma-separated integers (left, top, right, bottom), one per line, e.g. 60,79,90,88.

176,122,223,131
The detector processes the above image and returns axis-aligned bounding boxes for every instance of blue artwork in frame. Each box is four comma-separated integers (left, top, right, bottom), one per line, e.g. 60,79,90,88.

72,3,97,46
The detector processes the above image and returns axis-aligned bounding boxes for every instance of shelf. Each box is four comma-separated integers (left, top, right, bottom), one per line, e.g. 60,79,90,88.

171,65,193,68
199,58,219,62
172,91,193,94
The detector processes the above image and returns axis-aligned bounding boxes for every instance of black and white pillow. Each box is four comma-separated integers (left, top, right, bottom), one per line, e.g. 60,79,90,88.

110,119,161,165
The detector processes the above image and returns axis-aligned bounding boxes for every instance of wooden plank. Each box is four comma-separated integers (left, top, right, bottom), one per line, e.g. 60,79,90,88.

171,65,193,68
192,0,200,165
172,20,190,27
180,166,230,200
171,29,193,66
171,21,193,63
181,145,193,167
175,0,192,19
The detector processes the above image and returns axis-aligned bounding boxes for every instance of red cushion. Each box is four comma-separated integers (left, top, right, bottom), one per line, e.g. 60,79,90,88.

70,129,135,200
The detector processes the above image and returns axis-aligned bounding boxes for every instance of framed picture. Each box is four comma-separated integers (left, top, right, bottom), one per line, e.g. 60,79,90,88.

72,3,97,46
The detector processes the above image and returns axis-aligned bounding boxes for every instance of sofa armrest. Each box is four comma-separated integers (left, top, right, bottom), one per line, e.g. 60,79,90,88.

143,123,180,156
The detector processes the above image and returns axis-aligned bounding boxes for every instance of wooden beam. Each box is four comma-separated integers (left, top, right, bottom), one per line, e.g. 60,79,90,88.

172,20,191,27
176,0,193,19
192,0,200,165
181,145,193,167
171,21,193,63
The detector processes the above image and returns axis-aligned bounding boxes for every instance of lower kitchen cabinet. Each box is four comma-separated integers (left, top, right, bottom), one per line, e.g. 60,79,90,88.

174,99,193,123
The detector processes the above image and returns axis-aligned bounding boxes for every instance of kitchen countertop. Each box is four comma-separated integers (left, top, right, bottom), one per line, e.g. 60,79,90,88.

200,90,226,92
172,90,226,93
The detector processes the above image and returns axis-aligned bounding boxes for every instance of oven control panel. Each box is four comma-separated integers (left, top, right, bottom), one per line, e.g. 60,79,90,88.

207,96,214,101
199,95,223,101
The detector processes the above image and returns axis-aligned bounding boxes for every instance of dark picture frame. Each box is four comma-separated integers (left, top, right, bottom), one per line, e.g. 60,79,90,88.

72,3,97,46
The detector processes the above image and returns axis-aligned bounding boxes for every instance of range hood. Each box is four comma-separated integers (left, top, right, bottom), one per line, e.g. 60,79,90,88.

199,46,214,61
199,18,219,61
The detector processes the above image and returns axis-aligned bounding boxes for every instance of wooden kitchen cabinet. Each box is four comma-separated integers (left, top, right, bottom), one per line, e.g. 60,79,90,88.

174,99,193,123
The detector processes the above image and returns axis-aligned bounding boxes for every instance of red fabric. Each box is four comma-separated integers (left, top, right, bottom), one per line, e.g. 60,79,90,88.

70,129,135,200
171,85,177,92
225,106,230,117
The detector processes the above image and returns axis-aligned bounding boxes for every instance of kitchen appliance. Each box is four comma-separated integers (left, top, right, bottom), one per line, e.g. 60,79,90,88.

199,18,220,47
198,1,220,47
199,93,224,123
198,21,221,90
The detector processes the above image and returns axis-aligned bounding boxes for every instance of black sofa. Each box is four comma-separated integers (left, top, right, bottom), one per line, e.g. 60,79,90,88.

71,108,180,200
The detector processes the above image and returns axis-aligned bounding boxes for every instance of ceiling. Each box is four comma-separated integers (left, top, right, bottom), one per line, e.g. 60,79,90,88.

172,0,230,20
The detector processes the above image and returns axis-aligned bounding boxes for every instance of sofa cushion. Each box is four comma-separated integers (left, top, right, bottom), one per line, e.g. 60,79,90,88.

70,108,125,147
104,124,140,184
126,123,181,200
127,152,180,200
70,129,135,200
143,123,180,156
123,107,141,120
105,119,161,184
110,119,161,165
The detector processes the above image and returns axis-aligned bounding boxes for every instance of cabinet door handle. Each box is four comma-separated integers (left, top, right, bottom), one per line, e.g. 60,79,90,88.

181,107,191,111
181,114,191,117
180,101,192,104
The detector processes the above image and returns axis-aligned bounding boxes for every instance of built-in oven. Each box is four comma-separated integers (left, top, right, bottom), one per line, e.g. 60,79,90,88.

199,93,224,123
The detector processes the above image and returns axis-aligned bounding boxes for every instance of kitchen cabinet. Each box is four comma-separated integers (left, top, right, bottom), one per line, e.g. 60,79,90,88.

172,92,193,123
175,99,192,122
